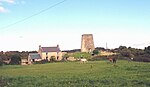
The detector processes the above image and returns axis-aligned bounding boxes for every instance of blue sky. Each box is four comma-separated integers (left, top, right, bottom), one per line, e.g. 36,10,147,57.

0,0,150,51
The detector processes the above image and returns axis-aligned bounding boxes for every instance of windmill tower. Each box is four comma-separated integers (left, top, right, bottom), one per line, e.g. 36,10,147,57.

81,34,95,53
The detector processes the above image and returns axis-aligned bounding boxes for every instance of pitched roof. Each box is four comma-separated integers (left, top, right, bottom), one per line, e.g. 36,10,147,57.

41,47,60,52
29,53,41,59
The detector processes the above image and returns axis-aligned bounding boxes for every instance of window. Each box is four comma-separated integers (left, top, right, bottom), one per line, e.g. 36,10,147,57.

46,53,48,59
46,56,48,60
57,56,59,60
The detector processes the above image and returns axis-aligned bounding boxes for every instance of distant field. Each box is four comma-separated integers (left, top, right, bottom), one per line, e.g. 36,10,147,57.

0,60,150,87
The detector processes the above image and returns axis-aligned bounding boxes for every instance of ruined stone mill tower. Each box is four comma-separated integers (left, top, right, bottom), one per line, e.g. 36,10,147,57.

81,34,95,53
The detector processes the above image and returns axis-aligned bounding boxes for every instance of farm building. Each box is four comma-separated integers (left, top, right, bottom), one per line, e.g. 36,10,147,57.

38,45,63,61
21,58,28,65
28,53,41,64
27,45,64,64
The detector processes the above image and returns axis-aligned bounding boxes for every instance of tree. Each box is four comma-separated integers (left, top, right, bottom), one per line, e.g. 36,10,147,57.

9,54,21,65
93,49,99,55
118,46,127,51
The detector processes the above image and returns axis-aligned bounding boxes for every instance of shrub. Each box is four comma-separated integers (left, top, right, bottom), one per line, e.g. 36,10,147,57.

93,50,100,55
50,56,56,62
134,54,150,62
9,54,21,65
63,54,69,60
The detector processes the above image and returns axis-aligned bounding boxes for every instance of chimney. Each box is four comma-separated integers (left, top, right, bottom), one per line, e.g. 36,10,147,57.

39,45,41,48
57,44,59,48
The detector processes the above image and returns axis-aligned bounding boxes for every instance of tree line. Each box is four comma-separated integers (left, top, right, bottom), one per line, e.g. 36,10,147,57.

0,51,37,66
114,46,150,62
1,46,150,66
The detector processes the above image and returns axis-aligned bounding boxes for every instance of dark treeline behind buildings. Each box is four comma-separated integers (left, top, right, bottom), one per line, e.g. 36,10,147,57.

0,51,37,65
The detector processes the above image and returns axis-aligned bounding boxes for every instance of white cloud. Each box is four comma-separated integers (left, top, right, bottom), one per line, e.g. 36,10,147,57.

0,0,15,13
6,0,15,4
0,0,15,4
0,6,8,13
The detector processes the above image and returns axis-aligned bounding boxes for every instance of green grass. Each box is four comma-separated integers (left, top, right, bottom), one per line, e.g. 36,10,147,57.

0,60,150,87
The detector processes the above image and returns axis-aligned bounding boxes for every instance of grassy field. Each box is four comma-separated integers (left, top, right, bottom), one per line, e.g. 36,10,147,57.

0,60,150,87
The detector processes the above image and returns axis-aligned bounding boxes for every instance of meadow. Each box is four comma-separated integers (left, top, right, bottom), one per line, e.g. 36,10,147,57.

0,60,150,87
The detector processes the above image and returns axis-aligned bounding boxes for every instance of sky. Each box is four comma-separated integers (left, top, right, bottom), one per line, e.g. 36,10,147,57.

0,0,150,51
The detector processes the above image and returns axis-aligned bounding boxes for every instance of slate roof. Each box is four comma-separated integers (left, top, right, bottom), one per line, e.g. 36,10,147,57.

41,47,60,52
29,53,41,59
